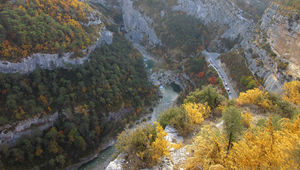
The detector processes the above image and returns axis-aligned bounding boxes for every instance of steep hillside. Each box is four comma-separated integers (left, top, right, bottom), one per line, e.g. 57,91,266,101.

109,82,300,169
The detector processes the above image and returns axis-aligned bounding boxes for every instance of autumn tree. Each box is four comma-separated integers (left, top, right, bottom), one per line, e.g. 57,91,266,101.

226,117,300,169
185,126,227,170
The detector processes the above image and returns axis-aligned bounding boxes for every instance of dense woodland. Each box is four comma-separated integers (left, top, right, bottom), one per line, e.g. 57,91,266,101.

0,33,158,169
0,34,157,123
0,0,101,61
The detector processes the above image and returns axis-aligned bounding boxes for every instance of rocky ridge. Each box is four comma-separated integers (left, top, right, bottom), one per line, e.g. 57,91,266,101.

0,28,113,74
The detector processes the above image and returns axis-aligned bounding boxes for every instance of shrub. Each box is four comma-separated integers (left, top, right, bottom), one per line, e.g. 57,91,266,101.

159,103,211,135
237,88,272,110
183,102,211,124
115,122,169,169
158,107,189,135
185,126,227,170
283,80,300,105
241,112,252,128
268,93,300,118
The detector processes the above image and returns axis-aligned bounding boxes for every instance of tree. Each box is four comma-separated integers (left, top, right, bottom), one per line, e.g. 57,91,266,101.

226,117,300,169
209,76,217,84
185,126,227,170
223,106,243,152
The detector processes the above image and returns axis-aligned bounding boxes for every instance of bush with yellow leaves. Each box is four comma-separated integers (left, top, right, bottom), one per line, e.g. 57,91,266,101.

237,88,272,110
183,102,211,124
159,103,211,135
283,80,300,105
115,122,170,169
241,112,252,128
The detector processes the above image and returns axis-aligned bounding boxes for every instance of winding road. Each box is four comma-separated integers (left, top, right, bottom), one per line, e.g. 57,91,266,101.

202,51,238,99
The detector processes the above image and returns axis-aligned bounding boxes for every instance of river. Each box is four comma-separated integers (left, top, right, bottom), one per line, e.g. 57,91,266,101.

79,46,179,170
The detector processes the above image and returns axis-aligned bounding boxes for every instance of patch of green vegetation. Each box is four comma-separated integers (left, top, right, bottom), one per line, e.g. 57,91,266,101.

159,13,213,56
176,55,227,103
184,85,226,110
158,106,189,135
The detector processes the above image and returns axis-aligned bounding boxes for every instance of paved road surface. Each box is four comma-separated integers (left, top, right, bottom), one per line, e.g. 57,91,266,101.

202,51,238,99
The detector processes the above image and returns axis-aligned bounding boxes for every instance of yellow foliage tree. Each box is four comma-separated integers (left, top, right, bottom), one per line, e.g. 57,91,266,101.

237,88,272,109
226,117,300,169
185,116,300,169
283,80,300,105
185,126,227,170
183,103,211,124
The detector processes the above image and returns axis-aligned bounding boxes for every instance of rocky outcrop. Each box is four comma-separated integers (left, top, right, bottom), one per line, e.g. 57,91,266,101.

261,4,300,80
151,70,188,90
0,112,58,147
0,28,113,74
122,0,161,46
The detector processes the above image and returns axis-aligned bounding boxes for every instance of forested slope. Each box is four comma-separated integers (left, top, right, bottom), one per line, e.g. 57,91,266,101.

0,34,158,169
0,0,102,61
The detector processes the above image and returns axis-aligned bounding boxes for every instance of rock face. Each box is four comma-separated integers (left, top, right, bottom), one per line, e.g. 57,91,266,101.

122,0,161,46
0,28,113,74
174,0,254,40
241,3,300,93
261,4,300,80
0,113,58,147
